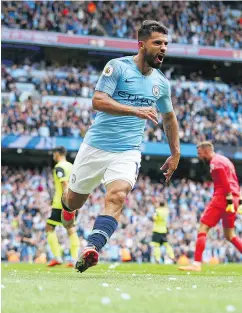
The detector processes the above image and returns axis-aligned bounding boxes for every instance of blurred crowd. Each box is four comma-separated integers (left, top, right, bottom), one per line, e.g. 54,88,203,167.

2,1,242,49
2,166,242,264
1,61,98,98
2,61,242,146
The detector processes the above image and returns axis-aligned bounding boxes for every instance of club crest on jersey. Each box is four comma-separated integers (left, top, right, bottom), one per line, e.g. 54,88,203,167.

103,65,113,77
152,85,160,98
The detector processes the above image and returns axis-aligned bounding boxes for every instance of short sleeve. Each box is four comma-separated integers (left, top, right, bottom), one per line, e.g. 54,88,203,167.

156,80,173,113
95,59,122,97
55,166,67,182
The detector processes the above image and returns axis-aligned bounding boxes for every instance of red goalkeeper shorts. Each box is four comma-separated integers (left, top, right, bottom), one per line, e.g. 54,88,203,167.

201,196,240,228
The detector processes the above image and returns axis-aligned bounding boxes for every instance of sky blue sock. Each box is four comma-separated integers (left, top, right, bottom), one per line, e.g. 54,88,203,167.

87,215,118,252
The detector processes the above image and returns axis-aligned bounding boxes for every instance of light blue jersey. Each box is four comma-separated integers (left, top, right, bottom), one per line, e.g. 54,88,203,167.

84,56,173,152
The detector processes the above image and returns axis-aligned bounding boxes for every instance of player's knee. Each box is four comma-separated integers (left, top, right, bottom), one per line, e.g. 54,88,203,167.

67,227,75,236
107,189,126,206
198,223,210,234
224,233,235,242
106,189,127,214
115,190,127,205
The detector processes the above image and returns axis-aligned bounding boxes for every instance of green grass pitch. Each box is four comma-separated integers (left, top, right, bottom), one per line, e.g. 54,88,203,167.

2,263,242,313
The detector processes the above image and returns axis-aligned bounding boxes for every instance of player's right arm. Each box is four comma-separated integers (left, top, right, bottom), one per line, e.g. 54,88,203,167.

93,60,158,124
93,91,158,124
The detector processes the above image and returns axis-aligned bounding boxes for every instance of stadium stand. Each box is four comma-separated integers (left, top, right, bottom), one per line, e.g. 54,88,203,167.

2,1,242,49
2,62,242,145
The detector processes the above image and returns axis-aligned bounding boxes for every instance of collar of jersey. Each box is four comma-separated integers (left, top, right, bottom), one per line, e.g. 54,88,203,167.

132,56,154,77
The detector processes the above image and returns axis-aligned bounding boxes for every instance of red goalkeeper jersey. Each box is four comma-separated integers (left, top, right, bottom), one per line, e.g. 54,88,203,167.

210,154,240,197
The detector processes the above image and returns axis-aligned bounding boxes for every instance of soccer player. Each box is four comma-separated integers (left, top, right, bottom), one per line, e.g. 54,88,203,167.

151,200,175,263
180,141,242,271
61,20,180,273
46,146,80,267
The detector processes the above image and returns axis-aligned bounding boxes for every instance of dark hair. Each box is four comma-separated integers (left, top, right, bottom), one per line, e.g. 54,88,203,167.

138,20,168,41
53,146,67,156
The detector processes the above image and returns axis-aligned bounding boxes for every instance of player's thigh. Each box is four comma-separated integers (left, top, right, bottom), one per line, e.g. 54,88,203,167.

103,149,141,190
47,208,62,227
222,213,236,229
160,234,168,245
201,197,223,228
67,226,77,236
69,143,111,196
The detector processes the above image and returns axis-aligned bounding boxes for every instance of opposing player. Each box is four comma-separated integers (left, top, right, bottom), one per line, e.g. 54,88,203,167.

180,141,242,271
151,199,175,263
46,146,80,267
61,20,180,273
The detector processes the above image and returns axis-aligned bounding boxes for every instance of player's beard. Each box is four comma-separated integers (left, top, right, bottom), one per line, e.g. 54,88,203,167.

144,49,162,69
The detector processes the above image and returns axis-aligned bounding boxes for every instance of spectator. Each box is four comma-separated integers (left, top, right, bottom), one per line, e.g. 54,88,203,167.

39,122,50,137
1,61,241,146
2,1,241,49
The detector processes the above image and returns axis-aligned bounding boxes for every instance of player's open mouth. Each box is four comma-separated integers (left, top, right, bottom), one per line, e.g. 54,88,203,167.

156,54,165,63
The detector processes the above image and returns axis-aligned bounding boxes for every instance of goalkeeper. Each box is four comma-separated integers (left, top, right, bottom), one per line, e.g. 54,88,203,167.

180,141,242,272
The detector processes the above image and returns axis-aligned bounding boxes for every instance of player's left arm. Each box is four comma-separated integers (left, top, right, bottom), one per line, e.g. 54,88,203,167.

162,111,180,159
157,81,180,183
